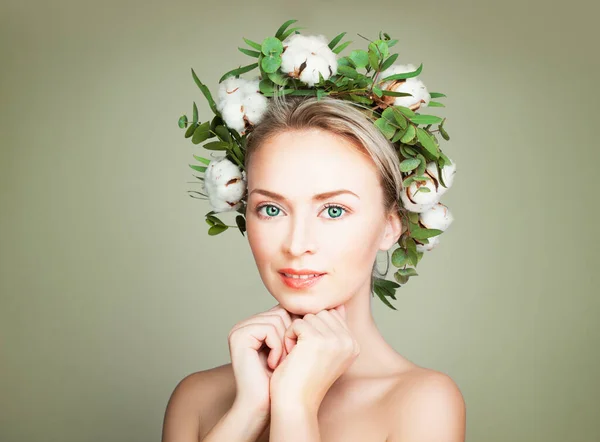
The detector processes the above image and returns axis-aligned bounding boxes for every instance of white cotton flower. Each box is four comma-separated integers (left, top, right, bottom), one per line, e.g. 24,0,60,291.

216,77,268,135
425,159,456,197
416,203,454,252
280,34,338,87
400,174,440,213
378,63,430,110
203,157,247,212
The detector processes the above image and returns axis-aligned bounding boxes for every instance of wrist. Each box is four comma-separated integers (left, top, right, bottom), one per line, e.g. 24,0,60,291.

270,394,320,417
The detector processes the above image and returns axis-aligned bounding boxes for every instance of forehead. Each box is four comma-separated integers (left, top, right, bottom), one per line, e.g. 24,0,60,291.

247,128,380,199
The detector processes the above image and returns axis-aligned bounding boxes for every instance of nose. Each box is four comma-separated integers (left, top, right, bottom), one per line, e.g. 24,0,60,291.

283,213,317,256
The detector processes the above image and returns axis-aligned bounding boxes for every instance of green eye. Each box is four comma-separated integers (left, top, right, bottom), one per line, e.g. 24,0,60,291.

256,204,348,220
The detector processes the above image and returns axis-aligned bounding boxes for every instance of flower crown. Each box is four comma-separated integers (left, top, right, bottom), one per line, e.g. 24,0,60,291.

178,19,457,310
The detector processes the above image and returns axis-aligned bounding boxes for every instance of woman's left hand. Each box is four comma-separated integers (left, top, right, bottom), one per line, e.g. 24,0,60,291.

269,304,360,412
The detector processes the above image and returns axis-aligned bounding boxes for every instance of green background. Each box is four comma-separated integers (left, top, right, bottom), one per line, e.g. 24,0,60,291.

1,0,598,441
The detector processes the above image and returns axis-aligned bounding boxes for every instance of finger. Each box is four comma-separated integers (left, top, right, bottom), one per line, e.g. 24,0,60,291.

315,310,346,334
283,318,314,354
303,312,335,335
233,323,283,370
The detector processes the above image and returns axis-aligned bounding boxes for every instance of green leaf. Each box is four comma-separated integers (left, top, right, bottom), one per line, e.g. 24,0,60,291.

261,55,282,73
349,49,369,69
193,155,211,165
185,122,198,138
348,94,373,105
275,19,298,39
427,101,445,107
410,114,443,125
189,164,207,173
374,118,396,140
338,65,359,79
380,53,399,71
416,127,440,158
328,31,347,49
208,224,229,235
373,86,383,97
235,215,246,236
391,248,409,267
393,271,409,285
214,125,231,142
439,126,450,141
399,158,420,172
382,90,413,97
400,124,416,143
206,214,226,226
178,115,188,129
394,105,415,118
192,121,211,144
192,102,198,124
332,40,352,54
368,40,389,60
218,63,259,83
268,71,289,86
203,141,229,151
238,47,260,58
387,39,399,48
289,89,317,96
429,92,447,98
243,37,262,51
368,48,379,70
259,79,274,94
380,63,423,81
397,267,418,277
191,69,218,115
261,37,284,56
280,27,304,41
372,283,398,310
410,226,443,240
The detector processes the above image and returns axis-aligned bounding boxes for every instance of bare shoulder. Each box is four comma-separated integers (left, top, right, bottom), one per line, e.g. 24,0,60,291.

387,367,466,442
161,363,236,442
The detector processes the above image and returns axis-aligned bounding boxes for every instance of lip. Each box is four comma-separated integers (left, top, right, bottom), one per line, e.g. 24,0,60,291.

279,272,326,289
279,268,326,276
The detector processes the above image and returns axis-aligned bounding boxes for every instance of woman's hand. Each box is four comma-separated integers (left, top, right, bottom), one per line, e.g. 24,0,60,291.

268,304,360,413
227,303,296,416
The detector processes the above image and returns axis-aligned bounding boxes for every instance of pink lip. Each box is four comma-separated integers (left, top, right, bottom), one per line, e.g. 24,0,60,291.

280,272,326,290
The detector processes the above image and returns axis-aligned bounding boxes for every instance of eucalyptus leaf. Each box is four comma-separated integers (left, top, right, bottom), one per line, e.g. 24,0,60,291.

391,248,409,267
399,158,420,172
243,37,262,51
185,122,198,138
280,27,304,41
332,41,352,54
427,101,445,107
416,127,440,158
192,121,211,144
373,86,383,97
214,125,231,142
400,124,416,143
208,225,228,235
236,215,246,236
261,37,284,56
218,63,259,83
203,141,229,151
192,102,198,124
380,53,399,71
410,114,443,125
238,47,260,58
393,271,409,284
397,267,418,277
338,65,359,79
382,90,413,97
191,69,218,115
380,63,423,81
439,126,450,141
261,55,282,73
193,155,211,165
189,164,207,173
410,226,443,240
429,92,447,98
374,118,396,140
328,31,347,50
349,49,369,69
275,19,298,39
178,115,188,129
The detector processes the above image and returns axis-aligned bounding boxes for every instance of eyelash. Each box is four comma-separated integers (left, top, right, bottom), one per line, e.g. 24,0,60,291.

255,203,350,221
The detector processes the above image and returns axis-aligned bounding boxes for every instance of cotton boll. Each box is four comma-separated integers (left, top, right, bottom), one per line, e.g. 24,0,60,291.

281,34,338,86
419,202,454,231
416,235,440,252
216,76,267,134
379,63,430,110
242,93,268,125
220,102,246,134
203,157,247,212
399,175,440,213
425,160,456,196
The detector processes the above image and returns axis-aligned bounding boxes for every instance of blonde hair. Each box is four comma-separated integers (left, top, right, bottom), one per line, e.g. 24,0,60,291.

244,94,403,281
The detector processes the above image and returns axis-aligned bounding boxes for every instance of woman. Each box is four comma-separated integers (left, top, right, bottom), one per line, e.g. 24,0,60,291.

162,96,466,442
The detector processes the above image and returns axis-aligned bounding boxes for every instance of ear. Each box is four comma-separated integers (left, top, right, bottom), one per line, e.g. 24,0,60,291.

379,205,403,251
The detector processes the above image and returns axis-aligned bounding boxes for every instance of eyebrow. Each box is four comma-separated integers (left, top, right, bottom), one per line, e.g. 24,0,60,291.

248,188,360,202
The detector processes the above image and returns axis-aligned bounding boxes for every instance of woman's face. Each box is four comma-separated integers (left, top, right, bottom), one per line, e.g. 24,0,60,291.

245,127,400,315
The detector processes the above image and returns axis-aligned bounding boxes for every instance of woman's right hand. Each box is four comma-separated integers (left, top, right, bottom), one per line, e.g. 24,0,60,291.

227,303,296,415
